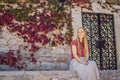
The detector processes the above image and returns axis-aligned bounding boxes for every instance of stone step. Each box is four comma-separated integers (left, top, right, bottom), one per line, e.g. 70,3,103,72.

0,70,120,80
0,70,78,80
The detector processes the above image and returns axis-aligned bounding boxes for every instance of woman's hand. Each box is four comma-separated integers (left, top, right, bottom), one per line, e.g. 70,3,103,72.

84,58,89,62
82,61,88,66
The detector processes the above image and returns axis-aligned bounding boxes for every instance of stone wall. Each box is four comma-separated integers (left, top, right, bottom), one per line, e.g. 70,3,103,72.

0,0,120,70
114,13,120,69
0,27,71,70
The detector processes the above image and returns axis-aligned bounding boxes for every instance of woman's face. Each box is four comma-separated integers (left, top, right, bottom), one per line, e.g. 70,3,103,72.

77,28,85,39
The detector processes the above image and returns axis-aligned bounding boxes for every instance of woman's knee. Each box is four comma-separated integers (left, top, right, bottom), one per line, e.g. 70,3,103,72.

89,61,96,65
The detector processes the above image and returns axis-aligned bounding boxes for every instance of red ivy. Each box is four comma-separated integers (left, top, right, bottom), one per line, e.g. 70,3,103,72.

0,12,54,52
0,50,22,68
1,13,14,25
0,50,37,70
0,6,67,52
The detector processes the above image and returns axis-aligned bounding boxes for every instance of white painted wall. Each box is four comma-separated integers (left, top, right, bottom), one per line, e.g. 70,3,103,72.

71,6,82,40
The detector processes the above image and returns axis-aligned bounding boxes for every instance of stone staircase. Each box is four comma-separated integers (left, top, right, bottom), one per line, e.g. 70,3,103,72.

0,70,120,80
0,71,78,80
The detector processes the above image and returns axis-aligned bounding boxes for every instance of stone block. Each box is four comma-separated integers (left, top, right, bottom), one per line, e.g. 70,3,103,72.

0,39,7,45
0,71,78,80
0,46,10,52
41,62,59,70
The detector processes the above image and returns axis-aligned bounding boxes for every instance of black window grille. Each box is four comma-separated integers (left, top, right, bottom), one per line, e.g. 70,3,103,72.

82,12,117,70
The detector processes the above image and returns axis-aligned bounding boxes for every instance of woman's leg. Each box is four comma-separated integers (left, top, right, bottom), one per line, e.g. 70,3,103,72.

86,61,100,80
76,65,89,80
70,58,89,80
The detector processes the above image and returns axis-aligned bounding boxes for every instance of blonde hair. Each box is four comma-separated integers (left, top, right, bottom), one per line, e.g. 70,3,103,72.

76,27,89,58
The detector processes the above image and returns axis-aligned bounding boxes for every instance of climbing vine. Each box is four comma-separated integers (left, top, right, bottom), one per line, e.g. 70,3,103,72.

0,0,74,52
1,0,93,70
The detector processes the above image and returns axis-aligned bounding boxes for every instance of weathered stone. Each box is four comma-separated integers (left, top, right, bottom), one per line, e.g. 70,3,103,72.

0,39,7,45
1,70,120,80
56,55,68,63
37,56,55,62
0,77,4,80
41,62,59,70
59,63,69,70
0,46,10,52
0,71,78,80
0,65,11,71
51,48,65,54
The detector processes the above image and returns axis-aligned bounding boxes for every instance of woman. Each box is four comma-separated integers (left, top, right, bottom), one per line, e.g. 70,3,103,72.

70,27,100,80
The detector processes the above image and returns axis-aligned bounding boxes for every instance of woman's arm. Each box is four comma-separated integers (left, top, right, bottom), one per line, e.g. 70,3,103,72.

85,51,89,62
72,45,82,63
85,43,90,62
